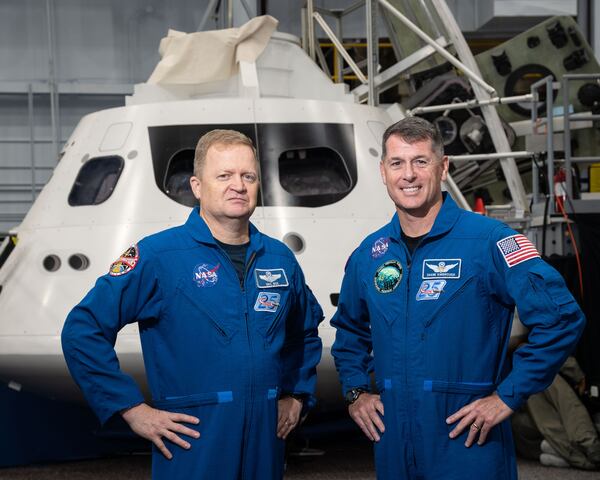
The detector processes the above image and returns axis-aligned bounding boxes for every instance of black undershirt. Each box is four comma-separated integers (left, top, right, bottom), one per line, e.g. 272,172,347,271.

402,231,427,256
215,239,249,286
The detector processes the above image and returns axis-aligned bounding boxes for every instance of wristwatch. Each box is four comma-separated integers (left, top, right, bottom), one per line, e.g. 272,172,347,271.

345,388,368,405
284,393,305,404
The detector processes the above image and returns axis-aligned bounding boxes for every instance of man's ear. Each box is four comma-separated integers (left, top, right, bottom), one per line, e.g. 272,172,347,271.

440,155,449,182
380,161,387,186
190,175,202,201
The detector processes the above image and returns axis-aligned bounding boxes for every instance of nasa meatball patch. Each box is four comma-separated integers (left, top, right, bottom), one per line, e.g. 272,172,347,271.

371,237,389,259
109,244,139,276
192,263,220,287
422,258,461,279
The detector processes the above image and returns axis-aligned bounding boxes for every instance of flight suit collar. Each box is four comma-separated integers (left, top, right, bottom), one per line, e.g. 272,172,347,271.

427,193,462,238
386,192,462,242
184,207,264,252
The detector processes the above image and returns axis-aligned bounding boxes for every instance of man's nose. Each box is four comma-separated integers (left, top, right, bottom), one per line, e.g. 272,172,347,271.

230,175,246,191
402,162,417,180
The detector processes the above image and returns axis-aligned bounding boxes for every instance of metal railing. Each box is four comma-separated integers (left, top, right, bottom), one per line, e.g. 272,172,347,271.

531,73,600,212
562,74,600,200
530,75,557,210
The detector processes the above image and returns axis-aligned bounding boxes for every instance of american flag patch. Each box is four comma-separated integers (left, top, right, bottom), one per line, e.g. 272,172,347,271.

496,234,540,268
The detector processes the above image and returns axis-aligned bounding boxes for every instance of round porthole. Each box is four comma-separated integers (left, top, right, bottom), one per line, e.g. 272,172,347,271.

283,233,305,254
434,116,458,146
43,255,61,272
68,254,90,271
504,64,556,116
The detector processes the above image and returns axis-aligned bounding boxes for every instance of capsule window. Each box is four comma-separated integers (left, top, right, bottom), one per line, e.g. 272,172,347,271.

163,149,197,207
68,156,124,206
257,123,357,208
279,148,352,196
148,123,256,208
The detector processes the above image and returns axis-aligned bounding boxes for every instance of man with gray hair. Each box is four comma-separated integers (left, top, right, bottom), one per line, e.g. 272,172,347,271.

62,129,323,479
331,116,585,479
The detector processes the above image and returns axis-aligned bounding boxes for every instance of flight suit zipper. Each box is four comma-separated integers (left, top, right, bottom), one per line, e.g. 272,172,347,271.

403,253,411,401
240,251,256,480
216,245,256,480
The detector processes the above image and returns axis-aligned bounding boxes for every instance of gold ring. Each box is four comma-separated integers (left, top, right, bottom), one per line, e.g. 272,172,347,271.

471,423,480,431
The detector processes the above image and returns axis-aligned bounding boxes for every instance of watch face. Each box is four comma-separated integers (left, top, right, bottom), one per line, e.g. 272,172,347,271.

345,389,362,404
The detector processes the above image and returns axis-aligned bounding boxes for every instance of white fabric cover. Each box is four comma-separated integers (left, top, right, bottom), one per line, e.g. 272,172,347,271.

148,15,278,85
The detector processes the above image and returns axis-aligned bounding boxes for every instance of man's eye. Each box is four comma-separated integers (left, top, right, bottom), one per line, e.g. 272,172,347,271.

217,174,230,180
244,174,257,182
414,159,429,167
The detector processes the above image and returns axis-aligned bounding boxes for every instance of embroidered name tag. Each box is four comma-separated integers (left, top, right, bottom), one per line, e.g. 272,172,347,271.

422,259,461,279
416,280,446,301
255,268,289,288
254,292,281,312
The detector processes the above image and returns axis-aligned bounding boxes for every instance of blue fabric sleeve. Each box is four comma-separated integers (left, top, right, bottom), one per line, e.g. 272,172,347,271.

331,250,372,395
487,225,585,411
280,261,323,408
61,242,164,424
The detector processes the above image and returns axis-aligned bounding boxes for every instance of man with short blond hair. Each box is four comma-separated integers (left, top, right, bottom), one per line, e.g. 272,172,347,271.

193,128,257,176
63,129,323,479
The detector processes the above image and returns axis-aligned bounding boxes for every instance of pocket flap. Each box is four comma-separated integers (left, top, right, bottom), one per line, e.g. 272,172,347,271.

176,282,236,339
423,380,495,395
154,391,234,409
528,263,575,306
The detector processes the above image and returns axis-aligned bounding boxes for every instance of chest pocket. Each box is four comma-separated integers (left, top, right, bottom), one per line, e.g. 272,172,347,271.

366,290,402,327
172,280,239,344
252,288,293,343
420,274,478,328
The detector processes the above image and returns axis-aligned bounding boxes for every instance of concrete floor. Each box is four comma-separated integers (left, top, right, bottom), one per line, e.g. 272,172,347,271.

1,435,598,480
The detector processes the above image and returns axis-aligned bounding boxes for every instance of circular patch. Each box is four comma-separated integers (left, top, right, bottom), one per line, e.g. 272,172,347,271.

192,263,220,287
371,237,389,259
374,260,403,293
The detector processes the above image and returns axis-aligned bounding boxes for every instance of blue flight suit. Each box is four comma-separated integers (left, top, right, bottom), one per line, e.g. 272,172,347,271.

332,193,585,480
62,208,323,479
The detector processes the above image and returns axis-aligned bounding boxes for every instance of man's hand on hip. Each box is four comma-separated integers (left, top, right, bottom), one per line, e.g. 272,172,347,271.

121,403,200,459
446,393,513,447
349,393,385,442
277,396,303,439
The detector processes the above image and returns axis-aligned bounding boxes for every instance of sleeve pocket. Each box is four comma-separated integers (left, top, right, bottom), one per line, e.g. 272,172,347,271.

528,263,575,307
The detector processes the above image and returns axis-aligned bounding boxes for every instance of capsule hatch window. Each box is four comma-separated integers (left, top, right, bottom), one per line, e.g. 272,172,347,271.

68,156,124,206
163,149,196,207
149,123,356,208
